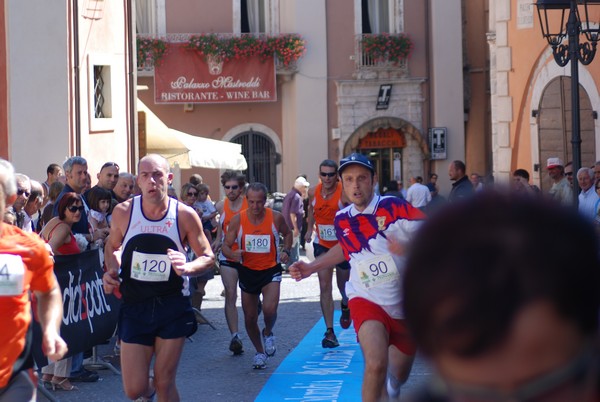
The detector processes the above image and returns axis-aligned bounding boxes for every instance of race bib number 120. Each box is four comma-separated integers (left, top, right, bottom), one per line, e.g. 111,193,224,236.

0,254,25,296
131,251,171,282
356,254,398,289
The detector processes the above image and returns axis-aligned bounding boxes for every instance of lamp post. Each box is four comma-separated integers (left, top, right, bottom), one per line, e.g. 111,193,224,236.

536,0,600,206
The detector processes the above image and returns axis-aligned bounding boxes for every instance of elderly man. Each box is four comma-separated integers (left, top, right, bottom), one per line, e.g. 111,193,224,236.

9,174,31,230
577,167,599,221
0,158,67,402
22,180,44,233
547,157,573,205
114,172,135,203
103,154,214,401
282,176,310,264
290,153,425,401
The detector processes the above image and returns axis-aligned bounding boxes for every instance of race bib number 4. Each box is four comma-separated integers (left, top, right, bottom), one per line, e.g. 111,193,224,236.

356,254,398,289
0,254,25,296
318,224,337,241
131,251,171,282
245,234,271,253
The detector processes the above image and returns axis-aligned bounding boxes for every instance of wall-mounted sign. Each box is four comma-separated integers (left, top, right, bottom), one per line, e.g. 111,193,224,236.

429,127,447,160
376,84,392,110
154,43,276,104
358,127,406,149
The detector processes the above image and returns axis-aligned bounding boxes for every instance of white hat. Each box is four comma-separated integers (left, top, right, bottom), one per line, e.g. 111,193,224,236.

295,177,310,188
546,157,564,169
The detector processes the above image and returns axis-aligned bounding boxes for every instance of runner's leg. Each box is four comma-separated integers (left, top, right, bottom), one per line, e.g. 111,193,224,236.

357,320,389,402
317,266,334,329
120,342,154,400
220,265,239,335
153,337,186,402
260,281,281,336
241,291,264,353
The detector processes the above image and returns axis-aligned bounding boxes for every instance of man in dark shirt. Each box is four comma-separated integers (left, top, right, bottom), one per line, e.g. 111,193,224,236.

447,160,473,202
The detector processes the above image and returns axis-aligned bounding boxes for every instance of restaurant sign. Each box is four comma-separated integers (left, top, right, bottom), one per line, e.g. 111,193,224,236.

154,43,276,104
358,128,406,149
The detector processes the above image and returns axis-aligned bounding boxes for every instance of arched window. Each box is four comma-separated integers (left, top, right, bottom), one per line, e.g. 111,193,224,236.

232,130,277,191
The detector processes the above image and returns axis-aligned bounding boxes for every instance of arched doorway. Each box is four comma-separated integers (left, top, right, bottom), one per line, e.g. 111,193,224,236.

232,129,277,191
344,117,429,192
538,77,596,192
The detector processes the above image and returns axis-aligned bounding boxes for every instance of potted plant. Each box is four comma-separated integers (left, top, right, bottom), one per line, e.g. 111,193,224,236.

361,33,412,65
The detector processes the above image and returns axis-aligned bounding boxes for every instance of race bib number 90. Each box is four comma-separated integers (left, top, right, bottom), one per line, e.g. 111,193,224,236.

356,254,398,289
318,224,337,242
0,254,25,296
245,234,271,253
131,251,171,282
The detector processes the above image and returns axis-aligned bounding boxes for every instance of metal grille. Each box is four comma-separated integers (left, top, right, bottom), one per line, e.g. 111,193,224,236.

232,130,276,192
94,65,105,118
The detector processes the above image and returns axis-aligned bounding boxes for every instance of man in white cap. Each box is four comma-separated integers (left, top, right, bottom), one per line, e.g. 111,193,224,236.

547,157,573,205
281,175,310,264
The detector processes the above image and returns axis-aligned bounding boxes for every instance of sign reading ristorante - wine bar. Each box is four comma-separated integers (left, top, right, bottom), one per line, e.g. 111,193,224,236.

154,43,276,104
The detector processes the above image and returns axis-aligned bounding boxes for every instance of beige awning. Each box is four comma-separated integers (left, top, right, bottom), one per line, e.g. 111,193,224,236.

138,99,247,170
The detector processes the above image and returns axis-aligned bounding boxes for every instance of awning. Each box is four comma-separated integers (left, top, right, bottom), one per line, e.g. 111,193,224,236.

138,99,247,170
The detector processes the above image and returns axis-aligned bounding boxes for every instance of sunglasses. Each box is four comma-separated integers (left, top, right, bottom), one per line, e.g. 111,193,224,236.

67,205,84,213
320,172,337,178
224,185,239,190
187,192,198,197
565,172,573,177
17,189,30,197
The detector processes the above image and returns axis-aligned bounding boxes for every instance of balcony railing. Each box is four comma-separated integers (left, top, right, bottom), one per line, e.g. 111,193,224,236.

136,33,304,76
355,33,411,76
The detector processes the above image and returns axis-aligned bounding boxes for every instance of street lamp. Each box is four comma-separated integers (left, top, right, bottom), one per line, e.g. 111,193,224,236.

535,0,600,206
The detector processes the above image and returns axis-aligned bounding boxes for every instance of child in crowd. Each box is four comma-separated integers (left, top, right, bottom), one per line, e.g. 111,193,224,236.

86,186,112,248
195,183,218,241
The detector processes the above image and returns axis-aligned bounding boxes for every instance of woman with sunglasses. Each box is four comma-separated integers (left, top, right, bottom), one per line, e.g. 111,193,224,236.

38,192,84,391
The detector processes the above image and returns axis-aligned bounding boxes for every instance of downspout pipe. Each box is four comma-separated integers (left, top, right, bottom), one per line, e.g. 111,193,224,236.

73,0,81,155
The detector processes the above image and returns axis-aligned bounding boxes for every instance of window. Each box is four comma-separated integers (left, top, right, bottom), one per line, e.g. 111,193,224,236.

232,130,276,191
135,0,166,35
93,65,111,118
234,0,278,34
357,0,404,34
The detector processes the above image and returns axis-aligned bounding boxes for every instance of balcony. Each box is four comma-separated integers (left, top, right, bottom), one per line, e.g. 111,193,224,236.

136,33,305,77
355,33,411,80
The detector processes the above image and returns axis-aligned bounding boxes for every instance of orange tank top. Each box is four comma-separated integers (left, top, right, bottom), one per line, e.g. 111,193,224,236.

312,182,343,248
220,197,248,259
238,208,278,271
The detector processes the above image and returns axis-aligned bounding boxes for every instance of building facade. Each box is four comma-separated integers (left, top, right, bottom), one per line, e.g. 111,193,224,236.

136,0,482,197
0,0,135,181
489,0,600,191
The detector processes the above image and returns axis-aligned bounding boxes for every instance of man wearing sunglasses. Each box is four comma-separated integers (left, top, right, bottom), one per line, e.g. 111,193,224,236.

403,193,600,402
8,173,31,230
213,171,248,355
304,159,350,349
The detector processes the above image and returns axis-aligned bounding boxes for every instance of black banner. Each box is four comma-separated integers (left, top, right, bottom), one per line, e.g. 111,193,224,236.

33,249,120,367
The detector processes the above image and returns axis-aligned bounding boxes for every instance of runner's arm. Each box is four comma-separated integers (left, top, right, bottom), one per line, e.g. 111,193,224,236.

274,211,293,264
103,202,129,293
170,205,215,276
289,243,346,281
221,214,243,262
34,284,68,361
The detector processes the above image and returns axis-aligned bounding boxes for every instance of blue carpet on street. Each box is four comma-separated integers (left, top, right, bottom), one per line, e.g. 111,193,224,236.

255,310,363,401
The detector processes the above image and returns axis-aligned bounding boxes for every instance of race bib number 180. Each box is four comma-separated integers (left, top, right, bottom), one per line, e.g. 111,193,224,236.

131,251,171,282
356,254,398,289
244,234,271,253
0,254,25,296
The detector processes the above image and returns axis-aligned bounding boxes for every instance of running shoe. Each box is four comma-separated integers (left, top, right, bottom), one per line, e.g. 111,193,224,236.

387,373,400,399
321,328,340,348
229,334,244,355
252,352,268,369
340,302,352,329
263,331,276,356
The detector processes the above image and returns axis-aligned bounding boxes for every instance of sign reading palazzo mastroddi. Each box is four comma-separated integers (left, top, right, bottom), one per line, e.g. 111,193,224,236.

154,43,276,104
